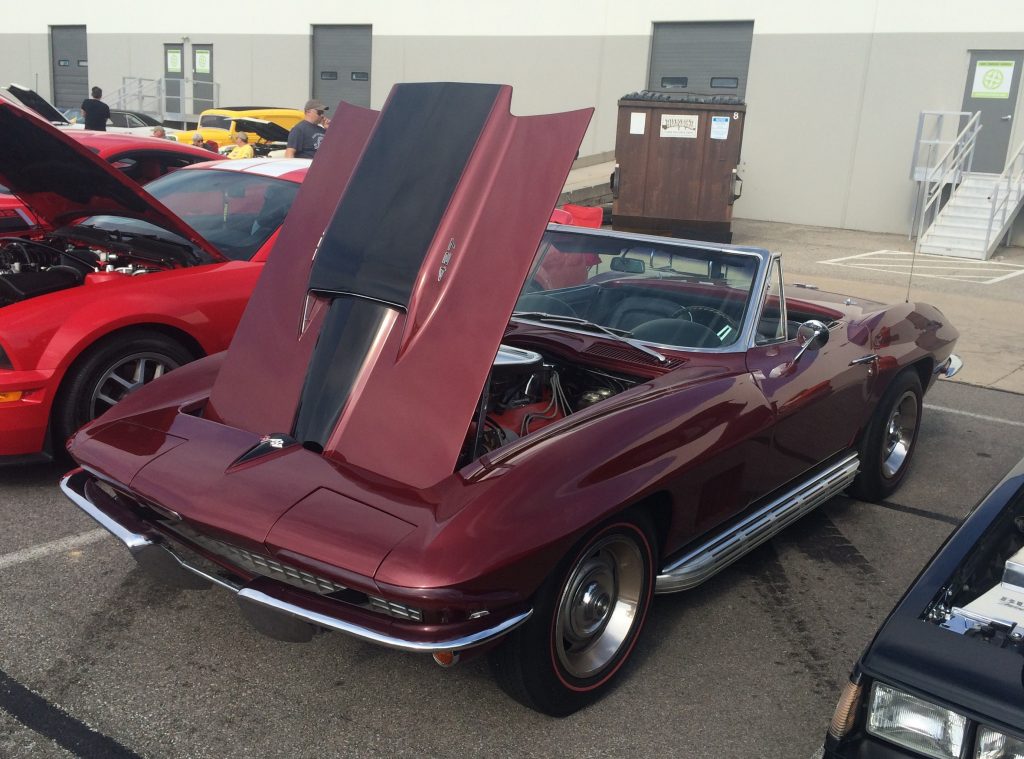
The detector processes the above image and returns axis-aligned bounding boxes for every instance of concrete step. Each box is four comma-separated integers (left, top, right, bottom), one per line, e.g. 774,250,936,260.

918,240,990,260
918,231,988,250
928,221,992,238
935,213,993,229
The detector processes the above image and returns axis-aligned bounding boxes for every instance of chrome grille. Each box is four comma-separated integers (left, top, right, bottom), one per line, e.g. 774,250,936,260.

171,525,347,596
368,596,423,622
165,523,424,622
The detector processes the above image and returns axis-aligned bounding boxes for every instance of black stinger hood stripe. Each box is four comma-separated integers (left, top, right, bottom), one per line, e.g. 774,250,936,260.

306,82,501,308
293,83,501,447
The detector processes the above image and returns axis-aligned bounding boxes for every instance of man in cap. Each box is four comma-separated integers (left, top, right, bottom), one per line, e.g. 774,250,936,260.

285,98,330,159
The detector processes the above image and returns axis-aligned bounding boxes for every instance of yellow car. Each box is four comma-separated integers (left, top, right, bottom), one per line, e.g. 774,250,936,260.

178,107,303,148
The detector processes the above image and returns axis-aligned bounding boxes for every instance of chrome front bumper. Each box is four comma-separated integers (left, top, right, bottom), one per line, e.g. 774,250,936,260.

60,469,531,653
935,353,963,379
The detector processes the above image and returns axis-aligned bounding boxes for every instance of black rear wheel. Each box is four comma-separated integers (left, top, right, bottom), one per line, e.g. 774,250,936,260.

849,369,923,502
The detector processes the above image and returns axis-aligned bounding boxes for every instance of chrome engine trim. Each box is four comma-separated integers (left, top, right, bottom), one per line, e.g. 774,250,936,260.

655,452,860,593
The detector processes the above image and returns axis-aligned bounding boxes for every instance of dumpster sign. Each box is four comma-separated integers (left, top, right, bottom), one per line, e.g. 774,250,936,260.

660,113,698,139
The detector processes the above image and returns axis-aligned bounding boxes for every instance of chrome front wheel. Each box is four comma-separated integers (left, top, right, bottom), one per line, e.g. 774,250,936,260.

490,516,655,717
554,534,645,679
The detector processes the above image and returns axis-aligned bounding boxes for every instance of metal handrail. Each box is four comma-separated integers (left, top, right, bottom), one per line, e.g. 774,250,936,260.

914,112,982,251
984,139,1024,252
110,76,219,125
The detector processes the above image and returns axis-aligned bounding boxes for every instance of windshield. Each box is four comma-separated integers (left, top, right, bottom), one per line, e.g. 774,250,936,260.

143,169,299,261
199,114,232,130
514,230,760,349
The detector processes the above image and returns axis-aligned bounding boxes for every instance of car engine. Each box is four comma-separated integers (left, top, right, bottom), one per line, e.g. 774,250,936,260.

463,344,641,461
926,505,1024,652
0,234,162,307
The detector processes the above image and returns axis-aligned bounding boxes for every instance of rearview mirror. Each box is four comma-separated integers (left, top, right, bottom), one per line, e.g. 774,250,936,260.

611,257,645,274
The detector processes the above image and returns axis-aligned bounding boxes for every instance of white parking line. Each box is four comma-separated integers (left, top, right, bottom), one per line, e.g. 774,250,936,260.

924,404,1024,428
819,250,1024,285
0,529,108,570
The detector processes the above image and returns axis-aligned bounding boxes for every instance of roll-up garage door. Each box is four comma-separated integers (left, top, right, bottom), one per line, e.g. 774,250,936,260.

312,25,372,109
50,25,88,110
648,21,753,100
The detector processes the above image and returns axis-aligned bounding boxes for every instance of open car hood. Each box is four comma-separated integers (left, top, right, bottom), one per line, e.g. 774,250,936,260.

232,117,290,143
205,82,592,488
0,100,225,262
2,83,70,125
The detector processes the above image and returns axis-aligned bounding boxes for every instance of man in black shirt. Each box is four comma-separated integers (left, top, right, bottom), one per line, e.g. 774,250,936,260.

285,99,329,159
80,87,110,131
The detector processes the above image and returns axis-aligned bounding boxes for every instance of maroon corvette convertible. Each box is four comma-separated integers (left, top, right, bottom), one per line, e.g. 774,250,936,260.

62,83,961,716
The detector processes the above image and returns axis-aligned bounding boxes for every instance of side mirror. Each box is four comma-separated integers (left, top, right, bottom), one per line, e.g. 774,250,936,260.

793,319,829,364
611,256,645,274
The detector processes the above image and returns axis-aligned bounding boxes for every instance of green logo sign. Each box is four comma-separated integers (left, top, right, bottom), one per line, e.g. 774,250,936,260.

972,61,1015,99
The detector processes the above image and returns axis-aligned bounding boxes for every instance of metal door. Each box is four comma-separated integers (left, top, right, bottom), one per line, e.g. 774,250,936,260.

50,25,88,110
961,50,1023,173
192,44,215,116
312,25,371,109
164,43,185,121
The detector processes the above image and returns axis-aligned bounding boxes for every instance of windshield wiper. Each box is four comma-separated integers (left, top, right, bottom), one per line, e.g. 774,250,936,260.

512,311,668,364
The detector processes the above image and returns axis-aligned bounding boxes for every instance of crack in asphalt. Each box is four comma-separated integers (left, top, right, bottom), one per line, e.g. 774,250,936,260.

868,499,963,526
0,668,140,759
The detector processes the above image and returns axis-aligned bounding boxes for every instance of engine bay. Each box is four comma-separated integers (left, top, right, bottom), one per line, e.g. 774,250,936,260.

925,494,1024,653
0,230,180,307
461,343,642,463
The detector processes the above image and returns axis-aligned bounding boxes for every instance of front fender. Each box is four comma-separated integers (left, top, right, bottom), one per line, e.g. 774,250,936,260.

375,366,774,604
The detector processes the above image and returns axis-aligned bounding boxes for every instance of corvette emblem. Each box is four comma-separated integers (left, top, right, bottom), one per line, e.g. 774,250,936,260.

231,432,298,467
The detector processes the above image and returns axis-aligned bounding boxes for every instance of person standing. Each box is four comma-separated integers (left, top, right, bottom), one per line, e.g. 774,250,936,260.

285,99,329,159
151,126,167,139
80,87,110,131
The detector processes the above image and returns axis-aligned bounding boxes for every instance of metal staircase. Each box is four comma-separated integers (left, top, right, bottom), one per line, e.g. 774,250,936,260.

913,111,1024,260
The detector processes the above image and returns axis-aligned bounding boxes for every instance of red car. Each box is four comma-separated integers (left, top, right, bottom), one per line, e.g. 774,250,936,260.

1,131,219,235
62,83,961,716
0,100,309,463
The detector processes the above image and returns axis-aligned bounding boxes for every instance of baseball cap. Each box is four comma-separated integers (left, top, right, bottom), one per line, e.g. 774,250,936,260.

304,99,328,112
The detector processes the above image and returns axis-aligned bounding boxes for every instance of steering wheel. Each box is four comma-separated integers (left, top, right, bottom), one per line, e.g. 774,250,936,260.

672,305,740,344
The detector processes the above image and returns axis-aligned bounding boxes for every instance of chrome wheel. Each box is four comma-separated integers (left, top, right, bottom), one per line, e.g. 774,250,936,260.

554,534,644,679
882,390,919,479
88,351,181,419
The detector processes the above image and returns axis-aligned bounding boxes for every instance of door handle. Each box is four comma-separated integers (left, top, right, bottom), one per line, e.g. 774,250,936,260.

849,354,879,366
1001,115,1013,121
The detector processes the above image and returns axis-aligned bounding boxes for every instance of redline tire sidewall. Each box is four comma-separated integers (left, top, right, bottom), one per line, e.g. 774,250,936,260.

547,520,655,693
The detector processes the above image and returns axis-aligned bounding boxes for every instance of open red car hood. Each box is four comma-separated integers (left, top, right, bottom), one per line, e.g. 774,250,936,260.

0,100,224,261
206,82,591,488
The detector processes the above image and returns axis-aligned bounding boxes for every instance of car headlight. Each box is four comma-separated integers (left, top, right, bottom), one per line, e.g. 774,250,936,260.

867,682,967,759
976,727,1024,759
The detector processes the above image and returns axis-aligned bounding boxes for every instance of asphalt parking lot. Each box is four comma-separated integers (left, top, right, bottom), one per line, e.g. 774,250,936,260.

1,378,1022,759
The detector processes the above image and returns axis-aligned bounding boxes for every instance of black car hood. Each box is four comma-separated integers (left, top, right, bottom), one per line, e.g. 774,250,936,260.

0,100,225,262
861,461,1024,731
233,117,289,143
3,83,70,125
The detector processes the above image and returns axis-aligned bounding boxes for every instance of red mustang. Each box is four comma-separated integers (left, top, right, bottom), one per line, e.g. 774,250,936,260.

63,83,961,715
0,100,308,463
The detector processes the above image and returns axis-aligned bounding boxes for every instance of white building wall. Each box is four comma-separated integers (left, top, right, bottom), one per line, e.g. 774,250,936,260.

3,1,1024,236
